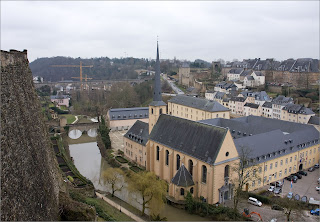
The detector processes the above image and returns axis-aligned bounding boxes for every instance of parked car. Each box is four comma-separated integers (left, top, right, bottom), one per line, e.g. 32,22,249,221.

298,171,308,176
308,167,315,172
275,181,283,187
268,186,275,192
270,182,276,186
316,187,320,191
310,208,319,216
291,176,298,183
318,178,320,184
287,192,293,199
272,204,284,211
285,176,292,181
315,164,319,169
292,173,302,179
274,187,282,194
248,197,262,207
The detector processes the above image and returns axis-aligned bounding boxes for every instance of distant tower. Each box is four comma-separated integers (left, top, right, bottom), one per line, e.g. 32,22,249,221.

149,42,167,134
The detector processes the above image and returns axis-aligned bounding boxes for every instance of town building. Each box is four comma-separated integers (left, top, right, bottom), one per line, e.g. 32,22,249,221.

262,102,273,118
272,95,294,119
281,104,315,124
243,103,262,116
168,95,230,121
50,93,70,108
107,107,149,131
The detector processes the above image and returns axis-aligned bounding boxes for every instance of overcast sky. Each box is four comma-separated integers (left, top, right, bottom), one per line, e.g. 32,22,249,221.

1,1,319,63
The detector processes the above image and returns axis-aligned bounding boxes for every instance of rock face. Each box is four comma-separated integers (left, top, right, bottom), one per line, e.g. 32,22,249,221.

1,50,60,220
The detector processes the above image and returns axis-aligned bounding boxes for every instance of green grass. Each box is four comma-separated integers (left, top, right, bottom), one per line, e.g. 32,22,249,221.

59,105,68,110
49,103,55,108
176,84,188,93
59,114,76,124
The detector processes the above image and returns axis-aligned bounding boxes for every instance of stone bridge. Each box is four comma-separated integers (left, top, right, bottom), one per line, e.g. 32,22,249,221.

67,122,99,132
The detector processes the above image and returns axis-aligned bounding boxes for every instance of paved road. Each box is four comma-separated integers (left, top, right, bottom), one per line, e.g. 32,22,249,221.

162,75,184,95
96,192,145,222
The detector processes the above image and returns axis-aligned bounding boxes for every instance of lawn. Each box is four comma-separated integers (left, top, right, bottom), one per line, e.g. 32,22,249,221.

59,105,68,110
59,114,76,124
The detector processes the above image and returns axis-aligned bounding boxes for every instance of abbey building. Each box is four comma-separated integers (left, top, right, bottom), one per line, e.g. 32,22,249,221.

123,43,320,204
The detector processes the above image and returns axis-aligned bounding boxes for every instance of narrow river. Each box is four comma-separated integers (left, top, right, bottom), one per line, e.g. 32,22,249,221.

68,137,207,221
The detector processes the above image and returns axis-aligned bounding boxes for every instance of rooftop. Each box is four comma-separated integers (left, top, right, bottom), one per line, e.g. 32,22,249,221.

124,120,149,146
149,114,228,165
168,95,229,112
109,107,149,120
171,164,194,187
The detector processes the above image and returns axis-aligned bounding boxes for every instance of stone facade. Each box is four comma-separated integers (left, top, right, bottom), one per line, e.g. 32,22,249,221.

1,50,60,220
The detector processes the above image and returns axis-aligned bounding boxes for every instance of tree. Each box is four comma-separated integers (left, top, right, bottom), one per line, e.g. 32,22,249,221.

231,146,260,211
274,197,303,221
102,168,125,197
128,171,167,216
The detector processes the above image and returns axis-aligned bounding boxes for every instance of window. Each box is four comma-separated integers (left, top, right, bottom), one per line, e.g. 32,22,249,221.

180,188,184,196
189,159,193,176
224,165,230,178
252,181,255,187
156,146,160,161
202,165,207,183
190,187,194,194
294,165,296,171
285,168,287,175
160,108,162,115
280,160,283,166
253,169,256,177
294,155,297,161
290,157,292,162
264,176,267,183
264,164,267,171
289,167,292,173
259,167,262,173
270,163,273,170
176,154,180,170
274,172,277,179
285,158,288,164
165,150,169,166
279,170,282,177
269,175,272,181
151,108,154,114
216,114,218,118
225,152,229,157
275,162,278,168
258,179,261,185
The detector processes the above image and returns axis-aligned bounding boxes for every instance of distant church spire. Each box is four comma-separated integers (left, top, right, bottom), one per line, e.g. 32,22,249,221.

153,41,162,102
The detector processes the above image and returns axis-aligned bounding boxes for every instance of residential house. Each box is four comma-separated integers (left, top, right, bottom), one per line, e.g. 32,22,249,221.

281,104,315,124
262,102,273,118
243,103,262,117
227,68,244,81
272,95,294,119
50,93,70,108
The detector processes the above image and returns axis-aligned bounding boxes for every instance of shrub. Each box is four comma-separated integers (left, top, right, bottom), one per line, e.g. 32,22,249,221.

107,158,121,168
115,156,128,164
67,175,74,182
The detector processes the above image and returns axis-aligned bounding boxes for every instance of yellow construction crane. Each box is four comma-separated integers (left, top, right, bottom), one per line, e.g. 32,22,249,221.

51,61,93,89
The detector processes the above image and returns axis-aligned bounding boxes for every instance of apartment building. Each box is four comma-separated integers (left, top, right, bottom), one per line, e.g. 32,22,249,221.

281,103,315,124
272,95,294,119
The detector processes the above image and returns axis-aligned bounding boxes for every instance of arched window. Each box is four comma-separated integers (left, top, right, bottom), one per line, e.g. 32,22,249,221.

156,146,160,161
165,150,169,166
160,108,162,114
176,154,180,170
180,188,184,196
202,165,207,183
151,108,154,114
188,159,193,176
224,165,229,178
190,187,194,194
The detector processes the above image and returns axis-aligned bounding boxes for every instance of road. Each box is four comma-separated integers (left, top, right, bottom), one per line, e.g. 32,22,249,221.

161,74,184,95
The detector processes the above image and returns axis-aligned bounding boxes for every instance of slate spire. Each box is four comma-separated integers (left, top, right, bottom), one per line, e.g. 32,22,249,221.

153,41,162,102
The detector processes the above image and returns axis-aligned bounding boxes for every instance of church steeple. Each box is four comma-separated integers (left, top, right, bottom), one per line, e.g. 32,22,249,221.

150,42,166,106
149,41,167,134
153,41,162,102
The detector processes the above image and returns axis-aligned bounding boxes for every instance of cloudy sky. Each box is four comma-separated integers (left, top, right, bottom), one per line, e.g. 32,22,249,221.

1,1,319,62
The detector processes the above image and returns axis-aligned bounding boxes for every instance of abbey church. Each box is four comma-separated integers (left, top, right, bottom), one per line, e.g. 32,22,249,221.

123,43,320,204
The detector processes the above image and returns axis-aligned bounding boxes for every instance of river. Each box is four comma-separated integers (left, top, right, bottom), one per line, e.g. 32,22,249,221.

68,137,208,221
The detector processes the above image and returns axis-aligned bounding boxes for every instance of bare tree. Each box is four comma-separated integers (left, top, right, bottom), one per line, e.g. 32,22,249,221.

101,168,125,197
231,146,260,210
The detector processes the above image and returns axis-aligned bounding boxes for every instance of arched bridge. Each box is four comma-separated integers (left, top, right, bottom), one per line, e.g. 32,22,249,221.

67,122,99,132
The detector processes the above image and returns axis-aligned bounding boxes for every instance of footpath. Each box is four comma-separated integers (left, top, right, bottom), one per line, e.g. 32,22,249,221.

95,192,145,222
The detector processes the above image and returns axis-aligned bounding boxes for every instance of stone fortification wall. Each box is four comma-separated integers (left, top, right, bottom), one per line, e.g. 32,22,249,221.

1,50,60,220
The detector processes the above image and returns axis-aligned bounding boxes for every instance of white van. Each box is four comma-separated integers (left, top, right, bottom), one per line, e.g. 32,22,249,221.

248,197,262,207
